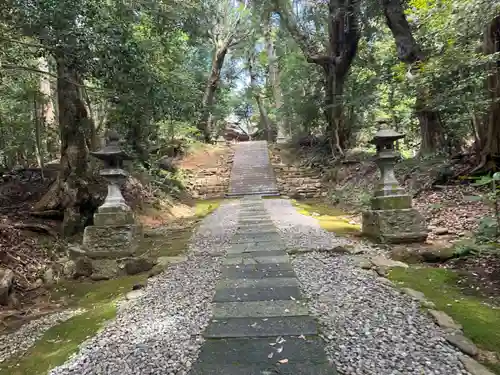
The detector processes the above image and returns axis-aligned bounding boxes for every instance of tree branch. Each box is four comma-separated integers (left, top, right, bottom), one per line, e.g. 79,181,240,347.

272,0,326,64
379,0,425,64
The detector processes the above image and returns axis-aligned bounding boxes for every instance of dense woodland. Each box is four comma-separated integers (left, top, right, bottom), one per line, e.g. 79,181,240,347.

0,0,498,236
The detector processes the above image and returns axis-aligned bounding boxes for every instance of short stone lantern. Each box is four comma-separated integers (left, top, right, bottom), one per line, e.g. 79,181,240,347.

362,127,427,243
82,130,141,258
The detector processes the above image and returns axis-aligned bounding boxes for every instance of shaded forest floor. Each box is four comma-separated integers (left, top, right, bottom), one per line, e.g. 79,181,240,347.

273,144,500,308
0,143,231,330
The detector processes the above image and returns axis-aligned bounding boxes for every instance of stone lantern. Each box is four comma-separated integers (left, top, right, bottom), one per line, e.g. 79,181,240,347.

362,127,427,243
82,130,141,258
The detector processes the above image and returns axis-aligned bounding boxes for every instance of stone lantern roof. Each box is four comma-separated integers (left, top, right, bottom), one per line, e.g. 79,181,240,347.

369,129,405,145
90,130,132,162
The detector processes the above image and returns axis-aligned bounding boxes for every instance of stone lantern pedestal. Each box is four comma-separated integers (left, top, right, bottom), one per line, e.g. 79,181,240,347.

362,129,428,243
83,131,141,257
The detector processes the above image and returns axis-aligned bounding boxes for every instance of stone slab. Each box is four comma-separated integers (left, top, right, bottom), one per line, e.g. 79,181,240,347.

234,230,278,237
213,286,302,302
236,224,276,232
222,255,290,265
194,337,330,365
225,250,287,258
232,233,282,244
238,216,272,221
216,277,299,289
213,300,309,318
188,363,336,375
237,220,275,227
221,264,295,279
227,243,287,254
204,316,318,338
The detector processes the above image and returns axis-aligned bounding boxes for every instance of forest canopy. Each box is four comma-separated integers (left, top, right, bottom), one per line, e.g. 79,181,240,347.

0,0,499,233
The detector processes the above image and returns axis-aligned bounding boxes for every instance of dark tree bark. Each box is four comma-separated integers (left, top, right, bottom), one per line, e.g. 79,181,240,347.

34,56,93,236
380,0,445,156
248,53,274,142
480,15,500,169
274,0,360,155
264,10,289,140
199,46,229,143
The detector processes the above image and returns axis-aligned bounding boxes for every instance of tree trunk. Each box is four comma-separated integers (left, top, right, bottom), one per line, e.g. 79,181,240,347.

38,57,59,158
264,11,288,140
33,57,93,237
416,95,444,156
199,46,228,143
380,0,445,155
323,63,347,153
480,15,500,168
274,0,360,155
248,54,274,142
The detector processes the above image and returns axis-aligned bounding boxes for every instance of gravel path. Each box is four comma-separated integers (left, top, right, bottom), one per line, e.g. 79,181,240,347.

49,201,240,375
0,309,84,363
263,198,470,375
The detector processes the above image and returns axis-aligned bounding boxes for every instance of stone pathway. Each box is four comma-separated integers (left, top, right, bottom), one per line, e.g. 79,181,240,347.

226,141,279,197
190,141,335,374
189,196,336,374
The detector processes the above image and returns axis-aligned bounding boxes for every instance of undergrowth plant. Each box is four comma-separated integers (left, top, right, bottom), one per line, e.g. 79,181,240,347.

466,173,500,243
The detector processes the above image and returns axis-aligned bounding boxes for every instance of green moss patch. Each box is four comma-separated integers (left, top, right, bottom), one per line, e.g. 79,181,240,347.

195,198,224,217
0,275,147,375
292,199,361,235
388,266,500,372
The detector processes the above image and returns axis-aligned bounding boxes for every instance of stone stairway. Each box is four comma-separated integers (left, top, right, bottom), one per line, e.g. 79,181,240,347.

226,141,279,197
189,197,337,375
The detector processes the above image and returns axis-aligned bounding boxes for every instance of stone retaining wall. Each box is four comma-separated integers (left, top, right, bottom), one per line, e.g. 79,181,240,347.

183,148,235,199
270,149,328,199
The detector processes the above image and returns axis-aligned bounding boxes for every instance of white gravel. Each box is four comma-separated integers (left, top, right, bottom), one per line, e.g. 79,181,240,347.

0,309,84,363
263,198,470,375
49,200,240,375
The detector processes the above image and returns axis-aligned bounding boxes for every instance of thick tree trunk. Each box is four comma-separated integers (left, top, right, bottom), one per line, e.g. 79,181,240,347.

37,57,59,159
323,63,348,153
274,0,360,155
34,57,93,237
481,15,500,166
264,11,288,140
380,0,445,155
416,96,444,156
248,54,274,142
199,46,228,143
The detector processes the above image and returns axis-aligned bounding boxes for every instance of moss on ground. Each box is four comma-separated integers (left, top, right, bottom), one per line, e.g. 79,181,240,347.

0,199,222,375
292,199,361,235
195,198,224,217
389,266,500,373
0,274,147,375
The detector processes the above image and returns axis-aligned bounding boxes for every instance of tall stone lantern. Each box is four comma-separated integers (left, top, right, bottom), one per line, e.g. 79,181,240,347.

82,130,141,257
362,128,427,243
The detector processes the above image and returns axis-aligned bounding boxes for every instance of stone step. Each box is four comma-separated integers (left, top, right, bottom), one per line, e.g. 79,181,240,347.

216,277,298,289
204,316,318,338
227,243,286,254
232,233,282,244
192,336,330,365
222,254,289,265
221,264,294,279
188,362,336,375
213,285,303,302
212,300,309,318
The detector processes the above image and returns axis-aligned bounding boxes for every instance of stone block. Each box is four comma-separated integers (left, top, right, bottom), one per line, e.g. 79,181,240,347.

213,286,302,302
194,337,330,365
93,211,135,226
82,224,141,258
370,194,411,210
204,316,318,338
362,209,427,244
213,300,309,318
